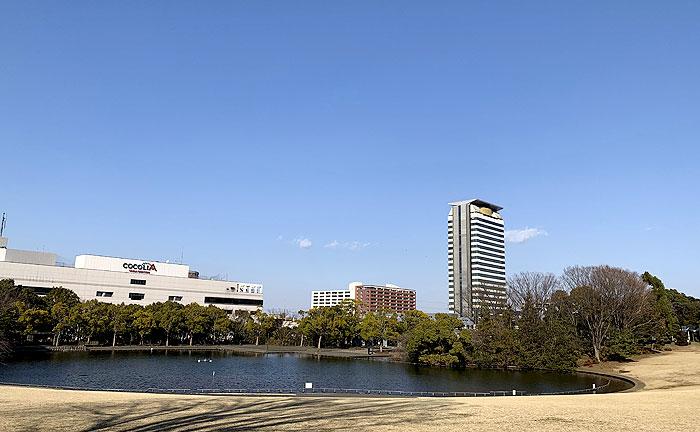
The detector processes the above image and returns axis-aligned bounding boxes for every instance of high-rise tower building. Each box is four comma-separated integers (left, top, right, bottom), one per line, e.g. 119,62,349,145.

448,199,506,321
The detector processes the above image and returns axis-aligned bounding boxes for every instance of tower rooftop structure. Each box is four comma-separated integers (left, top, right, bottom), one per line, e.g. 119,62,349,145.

448,199,503,212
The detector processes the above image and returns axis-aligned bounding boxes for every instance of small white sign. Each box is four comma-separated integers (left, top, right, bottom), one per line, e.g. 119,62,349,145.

305,382,313,389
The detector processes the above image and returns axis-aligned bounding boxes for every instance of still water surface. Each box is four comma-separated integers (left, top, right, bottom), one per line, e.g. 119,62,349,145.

0,350,631,394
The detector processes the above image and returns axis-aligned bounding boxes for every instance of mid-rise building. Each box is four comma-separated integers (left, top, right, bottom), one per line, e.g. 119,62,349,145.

310,289,353,308
311,282,416,313
351,282,416,313
0,237,263,313
448,199,506,321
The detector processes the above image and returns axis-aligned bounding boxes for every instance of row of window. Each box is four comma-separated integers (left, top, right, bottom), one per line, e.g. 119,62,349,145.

94,292,257,304
470,215,504,229
471,233,504,246
96,291,144,300
472,273,507,280
472,275,507,283
471,226,504,238
473,272,507,279
359,301,415,304
471,238,505,251
470,244,505,256
130,279,260,295
203,297,264,306
470,250,505,261
470,220,504,233
470,237,504,250
471,231,504,244
469,258,503,269
471,255,505,265
471,261,506,271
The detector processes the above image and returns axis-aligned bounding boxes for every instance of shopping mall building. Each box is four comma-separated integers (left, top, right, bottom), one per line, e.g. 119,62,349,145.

0,237,263,313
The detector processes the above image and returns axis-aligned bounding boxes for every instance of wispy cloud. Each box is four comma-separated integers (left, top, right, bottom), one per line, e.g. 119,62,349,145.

324,240,374,250
295,238,312,249
505,228,547,244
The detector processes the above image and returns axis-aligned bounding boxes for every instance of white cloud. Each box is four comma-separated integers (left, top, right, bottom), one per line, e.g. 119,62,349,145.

277,235,284,241
295,238,312,249
324,240,373,250
349,241,372,250
505,228,547,244
324,240,340,249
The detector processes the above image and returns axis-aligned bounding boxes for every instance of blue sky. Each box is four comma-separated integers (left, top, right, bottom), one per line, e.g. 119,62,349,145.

1,1,699,312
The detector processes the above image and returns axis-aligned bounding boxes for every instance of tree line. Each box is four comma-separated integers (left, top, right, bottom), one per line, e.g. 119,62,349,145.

1,265,699,370
0,279,296,349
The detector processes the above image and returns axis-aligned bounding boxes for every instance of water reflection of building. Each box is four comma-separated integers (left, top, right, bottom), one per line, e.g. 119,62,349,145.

0,236,263,314
310,282,416,313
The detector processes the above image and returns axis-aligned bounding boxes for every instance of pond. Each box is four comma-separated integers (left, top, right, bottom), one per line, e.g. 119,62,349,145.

0,350,632,395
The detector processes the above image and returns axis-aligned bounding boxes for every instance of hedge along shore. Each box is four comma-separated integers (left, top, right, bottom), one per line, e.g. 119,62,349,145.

1,344,699,432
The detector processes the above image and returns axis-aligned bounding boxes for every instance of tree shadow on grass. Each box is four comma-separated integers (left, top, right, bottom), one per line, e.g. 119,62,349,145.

72,395,458,431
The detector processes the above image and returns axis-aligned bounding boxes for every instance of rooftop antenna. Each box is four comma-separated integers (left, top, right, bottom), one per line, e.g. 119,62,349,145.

0,213,5,237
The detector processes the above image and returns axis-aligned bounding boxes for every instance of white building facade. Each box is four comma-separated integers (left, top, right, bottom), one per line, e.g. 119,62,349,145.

310,282,415,313
0,237,263,313
310,289,353,308
448,199,506,321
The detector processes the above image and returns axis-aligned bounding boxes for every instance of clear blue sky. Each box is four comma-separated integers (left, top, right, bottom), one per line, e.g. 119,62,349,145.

2,1,699,312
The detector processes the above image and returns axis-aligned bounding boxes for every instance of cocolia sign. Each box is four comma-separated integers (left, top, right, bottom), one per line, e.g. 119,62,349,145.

123,262,158,274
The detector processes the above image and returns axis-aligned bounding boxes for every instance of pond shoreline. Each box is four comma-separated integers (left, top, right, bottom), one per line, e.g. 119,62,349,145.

3,344,633,396
9,344,642,392
13,343,395,359
2,345,699,431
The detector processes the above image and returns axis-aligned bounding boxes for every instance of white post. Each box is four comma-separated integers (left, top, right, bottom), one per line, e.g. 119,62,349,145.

512,390,516,396
592,383,596,389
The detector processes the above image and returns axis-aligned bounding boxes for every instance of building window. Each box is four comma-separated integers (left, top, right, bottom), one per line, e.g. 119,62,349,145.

130,279,146,285
29,286,52,296
204,297,263,306
129,293,145,300
168,296,183,302
96,291,113,297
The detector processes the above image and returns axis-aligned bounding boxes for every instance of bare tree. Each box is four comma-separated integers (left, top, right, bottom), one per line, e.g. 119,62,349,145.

265,308,301,319
507,272,559,313
561,265,652,362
